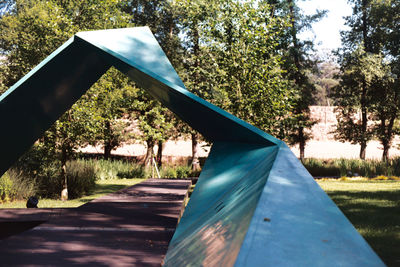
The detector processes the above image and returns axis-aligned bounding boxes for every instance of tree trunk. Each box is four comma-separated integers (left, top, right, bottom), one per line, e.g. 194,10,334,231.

104,120,112,160
156,140,163,167
104,143,112,160
299,127,305,161
191,133,201,172
289,0,308,159
144,139,155,170
381,115,395,162
60,145,68,201
360,80,368,160
359,0,370,161
382,142,390,162
360,141,366,160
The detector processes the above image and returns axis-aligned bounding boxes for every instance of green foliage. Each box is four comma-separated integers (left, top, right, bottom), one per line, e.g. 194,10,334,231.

333,46,389,147
303,157,400,178
159,165,200,178
0,0,73,87
117,166,147,179
334,0,400,160
0,145,96,199
81,158,202,179
267,0,326,159
0,172,14,202
65,161,96,199
1,152,201,200
0,169,39,203
88,68,138,158
175,165,191,178
209,0,294,135
33,160,96,199
123,0,183,167
133,95,174,167
302,158,340,177
160,166,177,179
5,170,37,201
82,159,152,179
0,178,145,208
83,159,132,180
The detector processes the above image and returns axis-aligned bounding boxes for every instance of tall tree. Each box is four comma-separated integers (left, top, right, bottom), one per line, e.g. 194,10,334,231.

0,0,132,199
133,95,173,169
336,0,374,159
210,0,294,136
268,0,325,160
172,0,219,171
173,0,296,167
366,0,400,161
89,68,137,160
370,64,398,161
123,0,182,168
334,0,400,160
333,46,386,159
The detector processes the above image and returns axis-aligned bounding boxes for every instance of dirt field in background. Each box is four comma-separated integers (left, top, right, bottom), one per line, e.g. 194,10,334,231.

81,106,400,160
81,139,400,160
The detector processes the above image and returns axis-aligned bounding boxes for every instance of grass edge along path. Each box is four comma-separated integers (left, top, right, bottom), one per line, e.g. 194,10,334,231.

0,178,146,209
317,179,400,267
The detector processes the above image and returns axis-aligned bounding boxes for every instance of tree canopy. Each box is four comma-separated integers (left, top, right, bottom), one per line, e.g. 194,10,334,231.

1,0,399,179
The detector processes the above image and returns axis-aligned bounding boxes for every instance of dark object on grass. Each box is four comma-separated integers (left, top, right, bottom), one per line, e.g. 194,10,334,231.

26,196,38,208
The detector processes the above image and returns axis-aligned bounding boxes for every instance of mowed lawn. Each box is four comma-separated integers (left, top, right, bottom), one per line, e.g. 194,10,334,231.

317,179,400,267
0,178,145,208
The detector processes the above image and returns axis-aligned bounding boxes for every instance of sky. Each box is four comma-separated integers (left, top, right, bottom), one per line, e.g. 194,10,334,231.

297,0,353,55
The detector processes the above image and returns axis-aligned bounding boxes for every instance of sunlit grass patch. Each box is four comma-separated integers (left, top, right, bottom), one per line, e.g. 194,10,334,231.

317,179,400,266
0,178,145,209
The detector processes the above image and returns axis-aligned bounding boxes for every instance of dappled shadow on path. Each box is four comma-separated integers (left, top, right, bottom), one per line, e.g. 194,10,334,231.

0,179,191,266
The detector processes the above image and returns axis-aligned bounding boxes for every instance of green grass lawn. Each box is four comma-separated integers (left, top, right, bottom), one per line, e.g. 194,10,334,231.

317,179,400,267
0,178,145,209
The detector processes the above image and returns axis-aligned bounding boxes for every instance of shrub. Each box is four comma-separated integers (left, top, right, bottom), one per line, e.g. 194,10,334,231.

303,157,400,178
160,166,177,178
35,160,96,199
7,169,37,200
117,164,147,178
36,161,62,199
189,169,201,178
83,159,138,180
176,165,191,178
13,143,56,177
66,161,96,199
0,172,14,203
159,165,198,178
0,170,37,203
302,158,340,177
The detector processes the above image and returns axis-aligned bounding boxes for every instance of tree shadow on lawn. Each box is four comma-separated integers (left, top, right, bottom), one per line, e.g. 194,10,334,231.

326,190,400,267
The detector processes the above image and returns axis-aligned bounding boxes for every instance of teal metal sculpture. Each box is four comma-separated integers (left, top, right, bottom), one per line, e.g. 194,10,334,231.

0,27,384,266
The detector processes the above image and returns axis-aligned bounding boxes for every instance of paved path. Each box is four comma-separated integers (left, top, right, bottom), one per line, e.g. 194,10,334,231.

0,179,191,266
